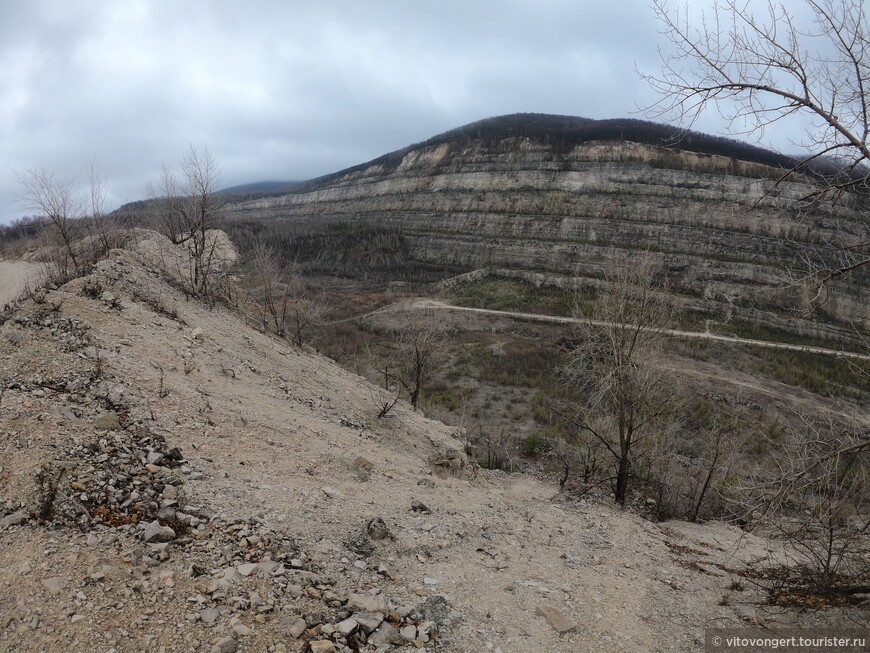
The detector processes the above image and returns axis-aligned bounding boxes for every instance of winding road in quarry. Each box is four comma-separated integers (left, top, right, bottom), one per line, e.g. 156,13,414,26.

366,298,870,362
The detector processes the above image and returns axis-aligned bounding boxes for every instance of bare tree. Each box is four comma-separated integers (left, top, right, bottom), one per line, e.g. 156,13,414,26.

643,0,870,298
15,163,121,282
243,242,330,346
150,145,225,298
560,256,682,505
244,241,293,336
736,414,870,595
385,307,450,410
16,167,82,277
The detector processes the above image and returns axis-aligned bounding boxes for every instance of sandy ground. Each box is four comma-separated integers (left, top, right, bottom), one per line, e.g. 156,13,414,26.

0,233,866,653
0,259,43,306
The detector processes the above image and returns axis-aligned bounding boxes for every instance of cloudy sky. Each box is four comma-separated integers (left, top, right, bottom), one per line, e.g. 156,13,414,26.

0,1,812,224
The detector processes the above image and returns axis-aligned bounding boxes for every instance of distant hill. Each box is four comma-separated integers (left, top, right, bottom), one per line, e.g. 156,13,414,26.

227,114,817,198
291,113,811,192
217,180,300,196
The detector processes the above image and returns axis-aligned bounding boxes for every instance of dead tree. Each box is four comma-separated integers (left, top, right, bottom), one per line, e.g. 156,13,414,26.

16,167,82,277
150,145,225,298
560,255,682,505
644,0,870,302
386,307,449,410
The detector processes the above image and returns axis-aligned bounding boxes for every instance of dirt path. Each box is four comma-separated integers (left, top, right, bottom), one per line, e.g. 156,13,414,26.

0,259,42,306
388,298,870,361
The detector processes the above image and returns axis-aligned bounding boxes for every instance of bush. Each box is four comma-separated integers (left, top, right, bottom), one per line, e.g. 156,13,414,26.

521,432,544,456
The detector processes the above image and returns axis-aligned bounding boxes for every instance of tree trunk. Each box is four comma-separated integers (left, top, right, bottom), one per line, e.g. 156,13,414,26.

615,454,630,505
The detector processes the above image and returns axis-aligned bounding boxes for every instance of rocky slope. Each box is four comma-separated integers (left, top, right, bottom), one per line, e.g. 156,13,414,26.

1,233,866,653
226,115,870,332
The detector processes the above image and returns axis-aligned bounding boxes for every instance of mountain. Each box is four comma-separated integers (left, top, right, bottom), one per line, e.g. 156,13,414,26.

225,113,870,334
217,180,300,195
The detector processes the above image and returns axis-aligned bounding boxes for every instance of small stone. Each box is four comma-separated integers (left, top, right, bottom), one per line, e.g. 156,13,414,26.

0,510,29,529
347,594,388,615
377,563,392,578
352,611,384,634
200,608,221,624
736,605,757,621
345,530,374,557
210,636,236,653
236,563,258,577
93,412,120,431
305,587,321,600
162,485,178,499
145,463,161,473
309,642,335,653
322,486,339,498
157,506,177,522
231,622,251,637
191,327,204,340
411,500,430,512
335,617,358,637
400,624,417,641
141,520,175,543
369,623,401,647
70,614,85,624
423,577,439,586
353,456,374,471
41,577,66,595
366,517,390,540
287,616,307,638
535,605,577,634
146,451,164,465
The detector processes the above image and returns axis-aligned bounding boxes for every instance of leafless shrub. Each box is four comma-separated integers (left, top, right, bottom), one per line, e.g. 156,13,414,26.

560,255,683,505
645,411,745,522
34,464,66,522
383,307,450,410
15,164,126,286
241,241,331,346
728,413,870,595
371,386,400,419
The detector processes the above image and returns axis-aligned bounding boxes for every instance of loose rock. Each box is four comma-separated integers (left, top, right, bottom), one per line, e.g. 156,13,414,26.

535,605,577,634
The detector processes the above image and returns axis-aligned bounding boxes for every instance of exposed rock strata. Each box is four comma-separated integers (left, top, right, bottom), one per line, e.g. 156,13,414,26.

228,138,869,329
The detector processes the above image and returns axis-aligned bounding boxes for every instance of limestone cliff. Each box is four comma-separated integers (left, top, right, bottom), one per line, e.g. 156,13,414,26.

225,117,869,329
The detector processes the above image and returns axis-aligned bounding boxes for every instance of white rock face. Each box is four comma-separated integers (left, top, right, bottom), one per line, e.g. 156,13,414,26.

227,138,870,329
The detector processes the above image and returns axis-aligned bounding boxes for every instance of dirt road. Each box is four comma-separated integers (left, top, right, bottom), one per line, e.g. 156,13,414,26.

0,260,42,306
383,298,870,361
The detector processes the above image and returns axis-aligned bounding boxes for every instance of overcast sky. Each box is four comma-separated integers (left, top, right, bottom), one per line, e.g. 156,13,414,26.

0,1,813,224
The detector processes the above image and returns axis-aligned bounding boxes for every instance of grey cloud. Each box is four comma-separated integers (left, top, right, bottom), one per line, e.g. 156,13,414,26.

0,1,800,224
